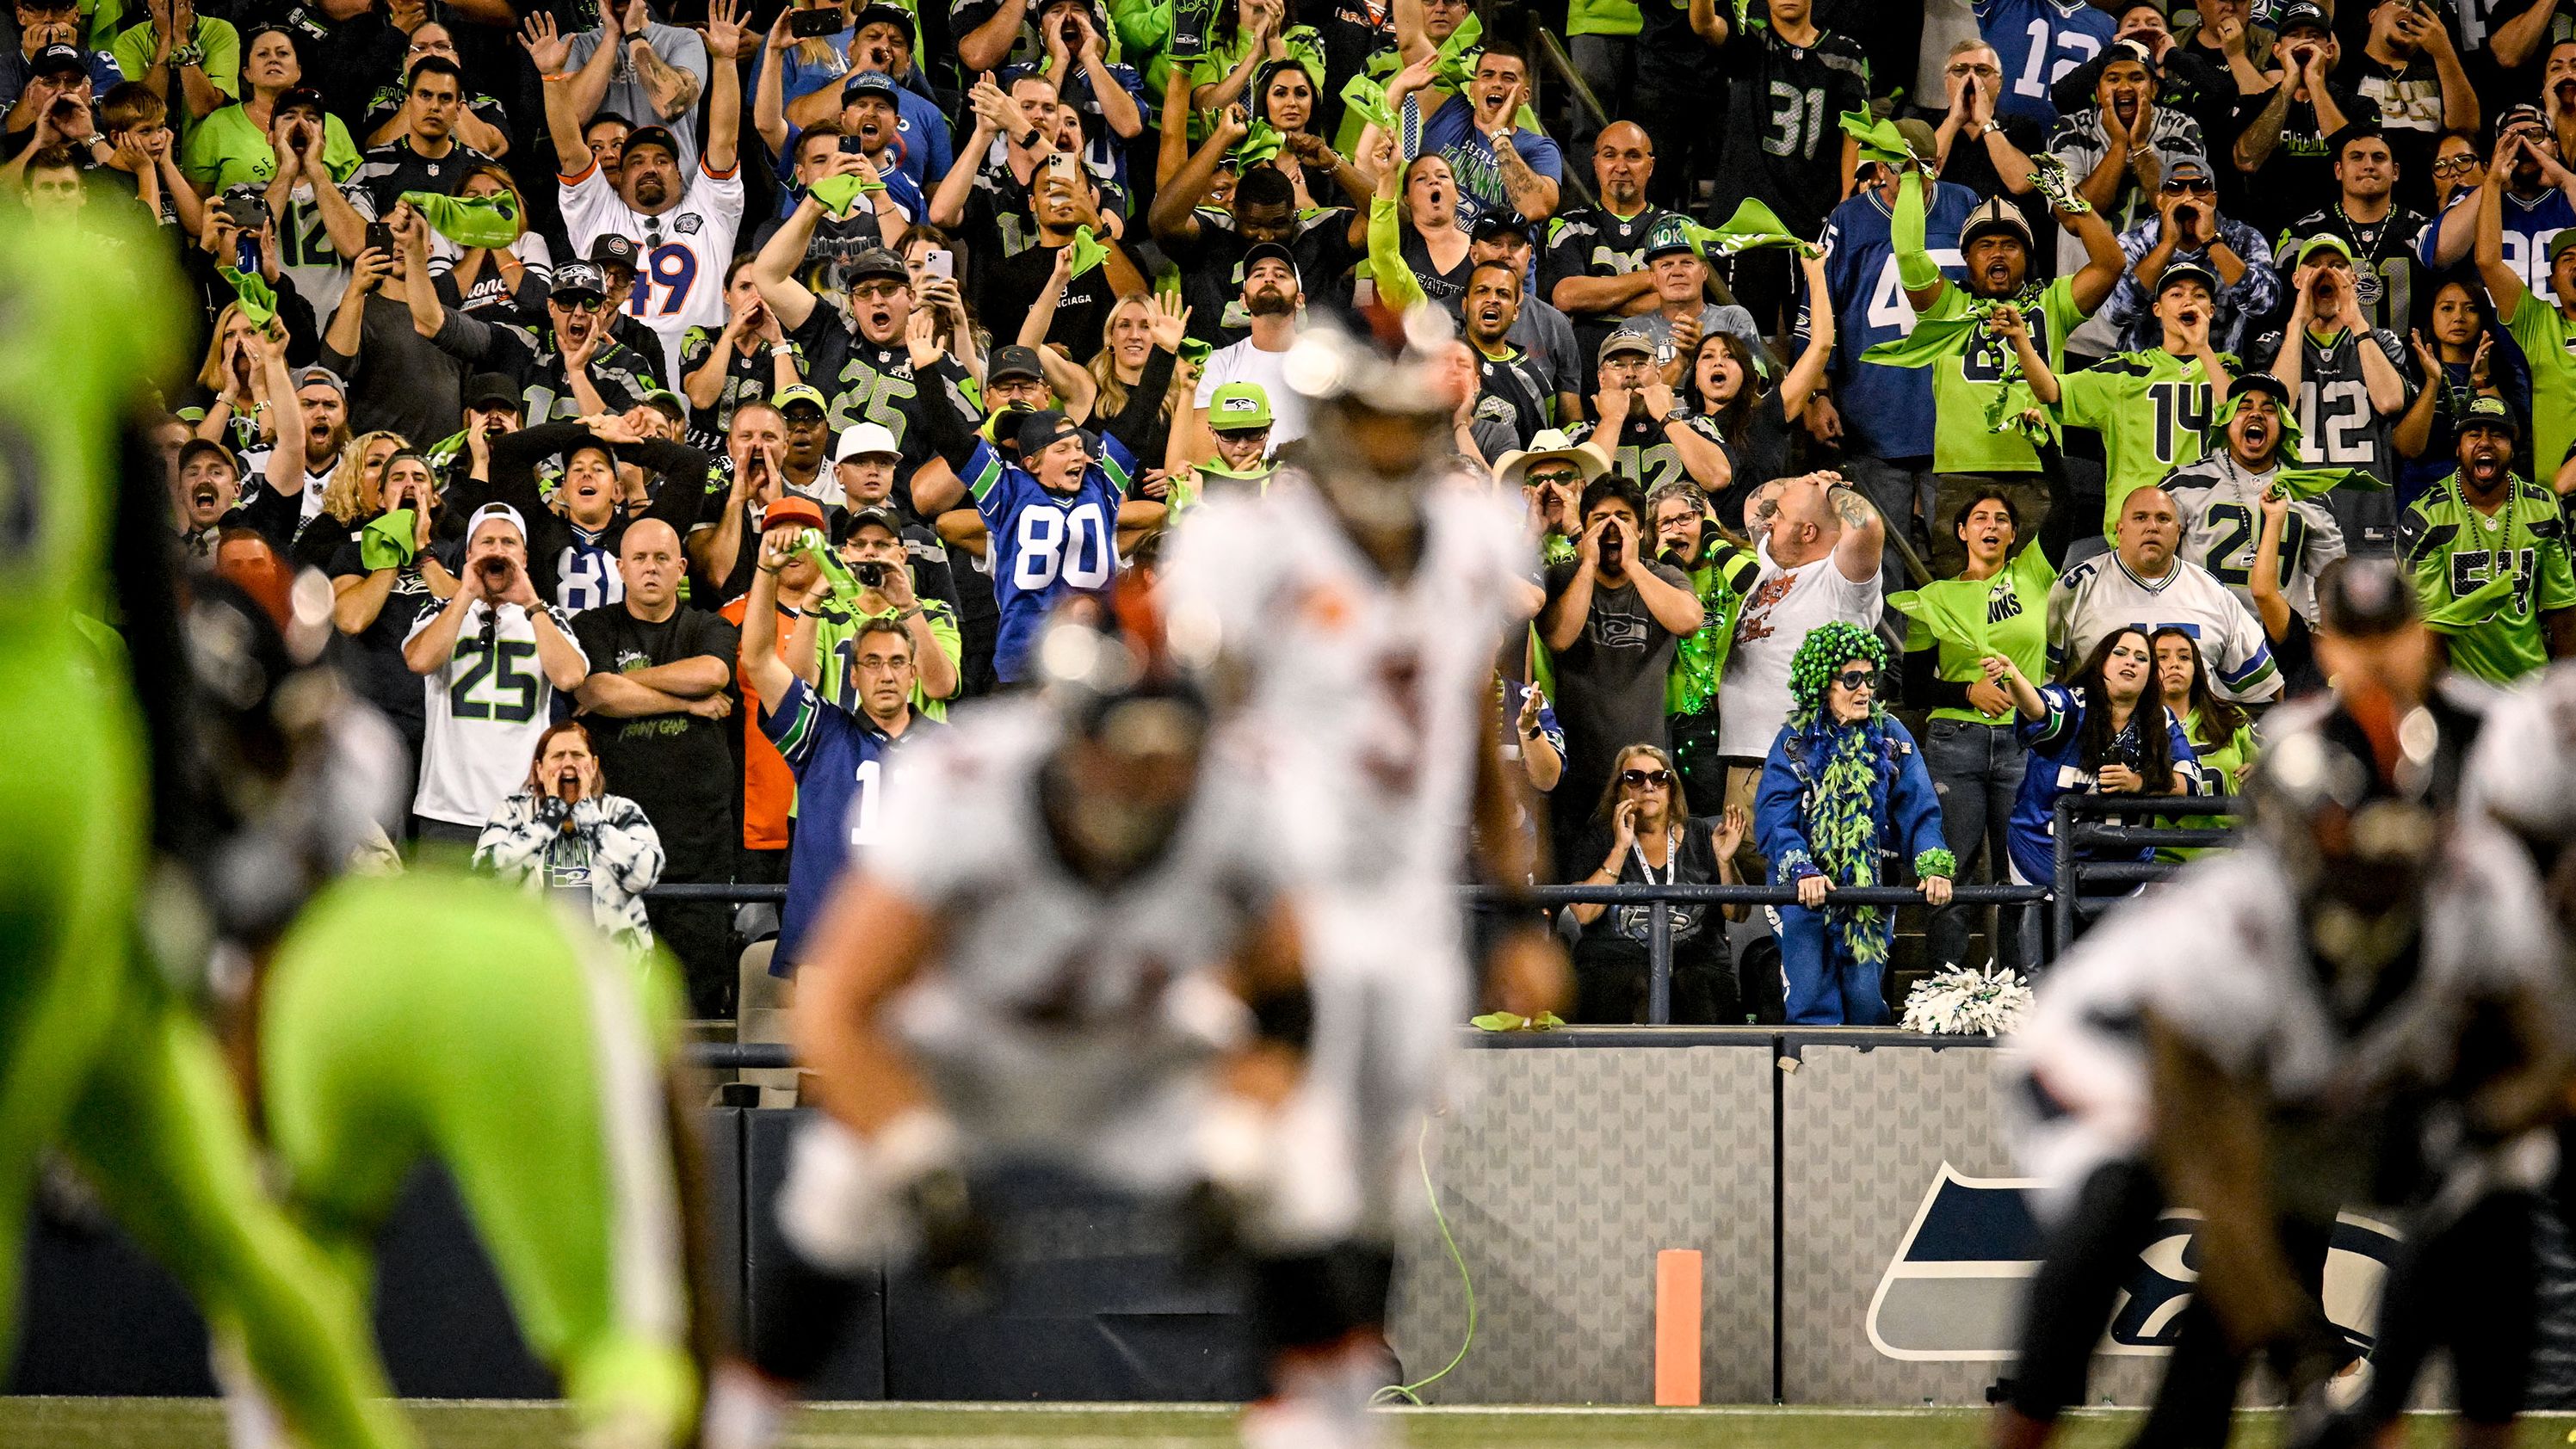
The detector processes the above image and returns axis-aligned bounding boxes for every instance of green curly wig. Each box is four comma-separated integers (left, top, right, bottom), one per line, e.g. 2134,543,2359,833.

1787,621,1889,712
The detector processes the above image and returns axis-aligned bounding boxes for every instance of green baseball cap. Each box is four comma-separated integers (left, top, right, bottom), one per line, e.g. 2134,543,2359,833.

1207,381,1274,433
772,383,830,416
2295,234,2356,266
2546,228,2576,264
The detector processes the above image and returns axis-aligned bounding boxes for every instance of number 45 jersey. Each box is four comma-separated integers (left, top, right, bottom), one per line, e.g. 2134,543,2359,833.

1160,478,1535,916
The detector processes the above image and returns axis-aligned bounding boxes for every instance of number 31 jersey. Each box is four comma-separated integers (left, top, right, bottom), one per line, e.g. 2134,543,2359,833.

558,158,746,384
1161,478,1535,908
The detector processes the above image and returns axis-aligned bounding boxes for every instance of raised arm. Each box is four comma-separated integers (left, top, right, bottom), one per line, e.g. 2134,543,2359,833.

2476,136,2529,319
701,0,747,175
751,187,835,330
2232,81,2292,175
738,526,799,702
1148,106,1245,244
1777,250,1835,416
752,10,792,160
2066,204,2127,315
1826,476,1884,583
1893,163,1950,313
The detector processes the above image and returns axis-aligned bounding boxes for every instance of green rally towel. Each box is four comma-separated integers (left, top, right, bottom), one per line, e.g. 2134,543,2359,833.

1838,109,1918,169
1230,116,1284,167
360,509,420,570
807,170,888,219
2208,386,2307,456
400,190,522,250
1068,225,1110,278
1426,15,1541,132
1178,337,1213,367
1690,198,1820,259
2266,466,2386,501
1887,585,1992,657
219,265,276,328
794,527,866,598
1340,72,1396,133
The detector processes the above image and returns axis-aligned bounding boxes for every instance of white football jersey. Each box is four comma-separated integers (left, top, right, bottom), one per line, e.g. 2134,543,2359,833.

2047,552,2283,703
2164,453,2348,626
863,698,1284,1189
405,601,588,827
558,159,746,383
1160,477,1535,908
2468,663,2576,844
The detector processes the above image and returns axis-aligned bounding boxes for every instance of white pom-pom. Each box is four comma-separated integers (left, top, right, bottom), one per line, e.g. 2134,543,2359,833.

1900,965,2036,1036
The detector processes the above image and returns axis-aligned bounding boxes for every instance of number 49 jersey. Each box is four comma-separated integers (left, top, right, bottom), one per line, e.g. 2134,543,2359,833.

966,434,1136,684
558,159,745,384
862,698,1288,1187
1160,478,1535,907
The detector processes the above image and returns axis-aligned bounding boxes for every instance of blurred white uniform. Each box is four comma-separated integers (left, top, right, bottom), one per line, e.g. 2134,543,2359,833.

2006,824,2565,1223
857,698,1285,1193
2468,664,2576,843
1163,477,1534,1230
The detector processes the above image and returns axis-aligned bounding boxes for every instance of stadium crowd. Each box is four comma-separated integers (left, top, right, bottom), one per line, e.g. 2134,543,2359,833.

79,0,2576,1023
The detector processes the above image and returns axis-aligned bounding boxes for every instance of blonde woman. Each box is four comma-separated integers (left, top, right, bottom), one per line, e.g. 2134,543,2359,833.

188,301,293,453
1564,743,1749,1024
293,429,405,572
1083,291,1191,471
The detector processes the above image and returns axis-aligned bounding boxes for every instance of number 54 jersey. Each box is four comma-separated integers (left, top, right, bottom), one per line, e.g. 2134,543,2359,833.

1160,478,1535,921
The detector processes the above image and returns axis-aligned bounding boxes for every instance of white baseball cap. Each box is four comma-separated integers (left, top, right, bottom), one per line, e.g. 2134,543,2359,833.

833,422,902,464
466,502,527,545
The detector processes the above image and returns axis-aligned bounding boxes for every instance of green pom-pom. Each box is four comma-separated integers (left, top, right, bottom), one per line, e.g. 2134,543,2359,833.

1914,848,1958,880
1787,621,1889,710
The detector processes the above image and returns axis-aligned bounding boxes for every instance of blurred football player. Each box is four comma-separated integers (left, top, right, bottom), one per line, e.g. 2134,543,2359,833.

707,592,1337,1449
0,206,415,1449
1992,560,2533,1449
1158,313,1567,1445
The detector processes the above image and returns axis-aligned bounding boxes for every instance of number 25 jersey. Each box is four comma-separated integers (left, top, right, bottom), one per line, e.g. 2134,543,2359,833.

405,601,590,829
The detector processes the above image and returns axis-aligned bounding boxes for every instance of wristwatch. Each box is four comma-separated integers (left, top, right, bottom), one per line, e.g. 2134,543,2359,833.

1016,127,1042,149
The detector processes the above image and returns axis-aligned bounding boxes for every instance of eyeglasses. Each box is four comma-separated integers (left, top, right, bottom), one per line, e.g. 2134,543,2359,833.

2159,178,2215,194
1619,768,1673,789
1835,668,1878,693
1947,62,2000,77
2431,155,2482,175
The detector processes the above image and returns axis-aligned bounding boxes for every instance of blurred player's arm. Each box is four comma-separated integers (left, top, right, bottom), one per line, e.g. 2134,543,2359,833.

1470,678,1571,1017
791,873,945,1138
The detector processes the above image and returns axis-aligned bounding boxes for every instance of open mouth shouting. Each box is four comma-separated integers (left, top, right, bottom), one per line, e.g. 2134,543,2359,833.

1474,295,1504,330
2463,435,2510,487
2240,413,2270,451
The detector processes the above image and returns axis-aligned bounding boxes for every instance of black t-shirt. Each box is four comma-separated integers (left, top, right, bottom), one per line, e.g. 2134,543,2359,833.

1541,203,1669,368
1472,343,1555,452
1713,25,1873,237
1400,227,1473,311
979,237,1131,359
566,604,743,868
2283,202,2432,336
748,207,894,279
1569,815,1729,972
1541,556,1691,805
1167,208,1367,344
2344,52,2446,215
2230,82,2383,238
1712,389,1795,522
325,534,446,736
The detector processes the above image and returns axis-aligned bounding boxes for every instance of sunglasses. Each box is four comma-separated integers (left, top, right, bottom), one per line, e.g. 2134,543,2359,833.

1835,668,1878,692
2431,155,2482,175
2159,178,2214,194
1947,62,1999,77
1525,469,1580,487
1619,768,1673,789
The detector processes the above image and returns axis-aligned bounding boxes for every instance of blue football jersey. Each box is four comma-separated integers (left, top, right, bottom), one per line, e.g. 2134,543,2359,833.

2005,682,2202,890
1975,0,2115,127
1802,182,1976,461
967,433,1135,683
2418,186,2576,305
757,674,942,971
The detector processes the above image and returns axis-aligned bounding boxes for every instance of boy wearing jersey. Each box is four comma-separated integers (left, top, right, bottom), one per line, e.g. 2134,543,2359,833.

401,503,594,842
2048,485,2283,700
927,406,1139,682
2397,398,2576,681
2010,260,2233,535
2476,167,2576,485
1882,163,2126,553
2258,234,2412,550
1567,330,1727,493
544,0,749,384
742,524,939,974
2164,372,2350,620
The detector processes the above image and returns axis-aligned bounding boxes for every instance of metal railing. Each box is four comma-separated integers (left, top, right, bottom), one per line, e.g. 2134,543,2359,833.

2048,792,2242,956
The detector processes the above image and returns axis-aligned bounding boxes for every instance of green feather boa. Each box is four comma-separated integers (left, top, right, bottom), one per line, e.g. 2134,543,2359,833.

1797,706,1890,969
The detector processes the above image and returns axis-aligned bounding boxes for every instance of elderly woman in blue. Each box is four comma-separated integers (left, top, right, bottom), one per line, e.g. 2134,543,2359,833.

1754,621,1955,1026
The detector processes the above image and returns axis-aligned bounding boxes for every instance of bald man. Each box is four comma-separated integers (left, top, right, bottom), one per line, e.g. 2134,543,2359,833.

571,517,748,1015
1542,120,1678,392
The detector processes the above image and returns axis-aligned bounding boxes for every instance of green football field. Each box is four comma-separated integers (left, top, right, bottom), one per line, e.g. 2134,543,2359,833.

3,1402,2573,1449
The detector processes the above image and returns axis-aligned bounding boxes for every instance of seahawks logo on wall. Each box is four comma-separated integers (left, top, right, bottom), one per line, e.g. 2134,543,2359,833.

1865,1163,2399,1361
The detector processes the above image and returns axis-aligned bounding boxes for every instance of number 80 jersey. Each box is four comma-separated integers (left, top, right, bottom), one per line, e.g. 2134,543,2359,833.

558,158,746,384
967,434,1135,685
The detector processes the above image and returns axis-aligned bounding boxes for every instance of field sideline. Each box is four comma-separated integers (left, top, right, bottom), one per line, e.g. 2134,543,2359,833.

4,1401,2574,1449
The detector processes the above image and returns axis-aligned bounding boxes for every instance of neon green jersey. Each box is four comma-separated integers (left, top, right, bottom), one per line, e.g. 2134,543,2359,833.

2504,292,2576,485
1893,540,2056,726
1919,276,2087,476
2054,349,2227,537
0,212,182,638
2397,471,2576,684
812,596,962,721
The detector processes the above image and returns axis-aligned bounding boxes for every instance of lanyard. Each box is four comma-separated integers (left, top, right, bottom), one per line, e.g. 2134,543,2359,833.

1631,830,1679,885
